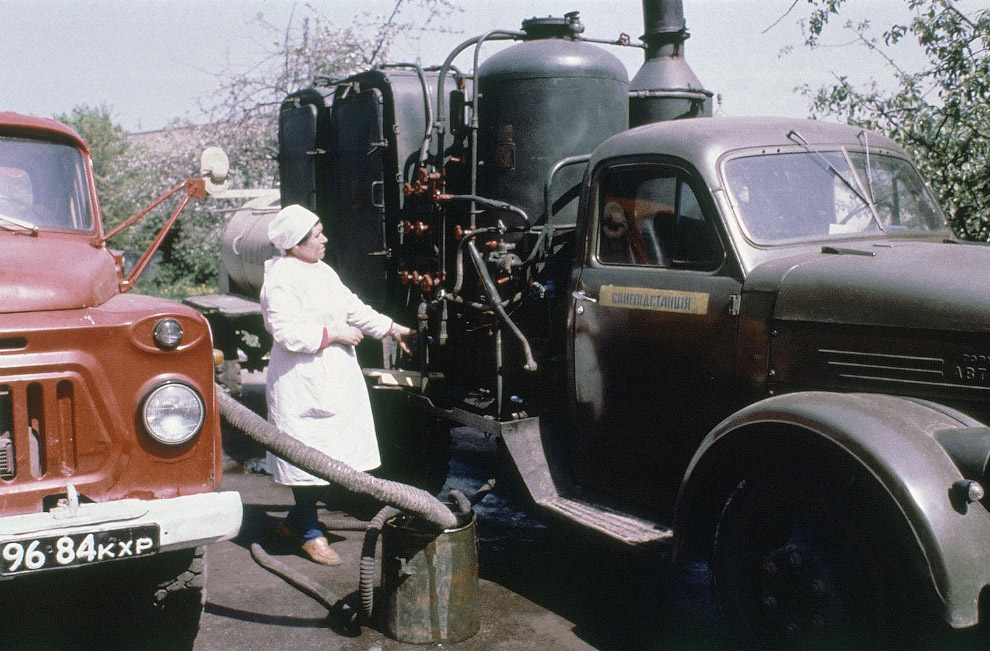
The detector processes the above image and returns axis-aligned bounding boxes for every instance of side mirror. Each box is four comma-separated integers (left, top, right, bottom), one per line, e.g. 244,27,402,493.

200,147,230,196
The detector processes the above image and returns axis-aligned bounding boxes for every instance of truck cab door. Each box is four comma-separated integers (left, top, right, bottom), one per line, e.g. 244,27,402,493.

570,160,741,515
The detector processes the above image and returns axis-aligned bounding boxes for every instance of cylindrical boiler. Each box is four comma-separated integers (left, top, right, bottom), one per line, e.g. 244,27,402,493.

220,192,280,299
476,13,629,228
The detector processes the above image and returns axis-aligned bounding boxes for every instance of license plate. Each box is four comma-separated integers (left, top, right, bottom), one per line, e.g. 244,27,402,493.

0,525,160,575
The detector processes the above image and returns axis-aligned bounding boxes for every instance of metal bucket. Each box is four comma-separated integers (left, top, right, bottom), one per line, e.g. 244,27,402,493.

381,508,479,643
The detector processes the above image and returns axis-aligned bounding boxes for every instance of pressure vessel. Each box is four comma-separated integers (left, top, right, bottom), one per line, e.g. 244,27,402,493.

220,192,280,299
476,14,629,227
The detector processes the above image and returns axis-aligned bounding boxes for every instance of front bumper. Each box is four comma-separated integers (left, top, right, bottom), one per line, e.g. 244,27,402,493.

0,490,243,573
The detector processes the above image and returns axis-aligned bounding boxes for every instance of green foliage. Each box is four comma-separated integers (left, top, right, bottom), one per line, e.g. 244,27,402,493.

125,2,455,296
797,0,990,239
60,2,455,298
55,104,129,197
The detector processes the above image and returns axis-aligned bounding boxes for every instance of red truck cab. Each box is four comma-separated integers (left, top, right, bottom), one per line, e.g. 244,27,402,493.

0,112,241,642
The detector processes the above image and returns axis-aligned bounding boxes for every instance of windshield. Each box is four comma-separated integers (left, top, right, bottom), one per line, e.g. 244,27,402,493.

0,136,94,232
724,149,948,245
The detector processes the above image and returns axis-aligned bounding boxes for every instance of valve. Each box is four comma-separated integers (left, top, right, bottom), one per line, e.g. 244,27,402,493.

399,270,445,293
402,166,443,200
399,220,431,236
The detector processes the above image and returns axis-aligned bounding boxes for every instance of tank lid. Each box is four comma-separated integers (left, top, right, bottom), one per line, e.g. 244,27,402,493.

521,12,585,40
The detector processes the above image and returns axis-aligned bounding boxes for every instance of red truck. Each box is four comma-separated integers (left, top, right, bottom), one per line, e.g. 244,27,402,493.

0,112,241,645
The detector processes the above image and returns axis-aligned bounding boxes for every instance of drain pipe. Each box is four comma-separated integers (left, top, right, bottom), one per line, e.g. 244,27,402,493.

217,388,458,530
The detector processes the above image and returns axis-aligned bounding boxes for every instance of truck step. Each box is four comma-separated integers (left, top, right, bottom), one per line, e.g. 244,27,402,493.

493,414,673,546
542,494,673,546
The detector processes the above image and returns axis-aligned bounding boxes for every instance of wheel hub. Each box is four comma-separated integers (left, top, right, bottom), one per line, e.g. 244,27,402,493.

759,541,839,638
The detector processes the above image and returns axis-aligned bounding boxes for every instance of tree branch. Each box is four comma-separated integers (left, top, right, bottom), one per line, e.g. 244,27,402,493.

763,0,801,34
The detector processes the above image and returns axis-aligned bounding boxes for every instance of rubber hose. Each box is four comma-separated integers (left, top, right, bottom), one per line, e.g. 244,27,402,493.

359,505,400,622
470,479,496,506
249,542,341,611
217,388,458,530
319,518,371,532
250,542,360,634
448,489,471,514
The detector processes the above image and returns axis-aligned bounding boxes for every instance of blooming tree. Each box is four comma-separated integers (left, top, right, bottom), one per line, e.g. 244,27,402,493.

793,0,990,240
67,1,455,297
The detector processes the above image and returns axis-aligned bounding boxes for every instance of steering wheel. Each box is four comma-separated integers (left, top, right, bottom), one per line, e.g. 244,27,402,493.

601,201,628,239
838,200,893,226
0,195,35,221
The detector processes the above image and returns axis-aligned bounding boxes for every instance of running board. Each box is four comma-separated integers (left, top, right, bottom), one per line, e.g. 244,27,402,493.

497,414,673,546
542,495,673,545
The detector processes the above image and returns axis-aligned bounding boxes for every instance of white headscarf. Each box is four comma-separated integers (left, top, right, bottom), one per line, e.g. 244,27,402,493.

268,204,319,253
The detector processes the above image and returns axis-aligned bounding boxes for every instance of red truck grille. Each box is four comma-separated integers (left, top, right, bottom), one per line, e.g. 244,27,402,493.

0,386,15,479
0,435,14,479
0,379,79,483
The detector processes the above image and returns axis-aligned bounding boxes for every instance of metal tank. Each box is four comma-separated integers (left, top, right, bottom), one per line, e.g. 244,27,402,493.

324,67,456,311
629,0,712,126
220,191,281,298
476,13,629,227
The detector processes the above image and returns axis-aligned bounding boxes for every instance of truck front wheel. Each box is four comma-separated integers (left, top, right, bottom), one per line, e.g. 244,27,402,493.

114,546,207,650
711,469,932,650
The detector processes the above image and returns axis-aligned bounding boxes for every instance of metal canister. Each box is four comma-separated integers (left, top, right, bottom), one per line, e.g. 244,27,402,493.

381,509,479,643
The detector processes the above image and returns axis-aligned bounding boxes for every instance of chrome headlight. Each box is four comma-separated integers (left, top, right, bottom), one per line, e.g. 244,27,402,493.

141,382,204,445
152,318,184,350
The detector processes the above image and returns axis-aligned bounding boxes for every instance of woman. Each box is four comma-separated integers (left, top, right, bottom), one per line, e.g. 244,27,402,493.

261,204,412,565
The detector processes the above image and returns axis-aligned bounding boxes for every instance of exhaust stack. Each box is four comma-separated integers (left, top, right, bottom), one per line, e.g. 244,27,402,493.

630,0,713,126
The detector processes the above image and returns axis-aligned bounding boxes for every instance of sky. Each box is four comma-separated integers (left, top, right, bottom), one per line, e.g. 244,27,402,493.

0,0,940,133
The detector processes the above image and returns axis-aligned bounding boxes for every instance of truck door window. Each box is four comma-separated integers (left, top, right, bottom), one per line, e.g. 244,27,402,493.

596,165,720,270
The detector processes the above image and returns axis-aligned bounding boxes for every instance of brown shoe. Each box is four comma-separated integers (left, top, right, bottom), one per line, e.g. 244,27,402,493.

300,536,342,566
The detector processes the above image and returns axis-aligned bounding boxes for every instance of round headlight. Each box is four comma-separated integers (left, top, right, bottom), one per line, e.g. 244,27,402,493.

142,383,204,445
153,318,184,350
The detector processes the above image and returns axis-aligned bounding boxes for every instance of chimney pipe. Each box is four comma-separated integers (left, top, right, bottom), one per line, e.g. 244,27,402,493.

629,0,713,127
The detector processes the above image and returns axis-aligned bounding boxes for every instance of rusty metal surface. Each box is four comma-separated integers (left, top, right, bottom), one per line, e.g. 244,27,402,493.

382,511,479,643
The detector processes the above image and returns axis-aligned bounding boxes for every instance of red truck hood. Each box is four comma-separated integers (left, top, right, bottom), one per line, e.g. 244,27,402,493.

0,235,120,313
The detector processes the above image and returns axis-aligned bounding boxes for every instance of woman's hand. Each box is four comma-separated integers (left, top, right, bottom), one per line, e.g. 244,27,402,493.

322,325,364,348
388,323,413,355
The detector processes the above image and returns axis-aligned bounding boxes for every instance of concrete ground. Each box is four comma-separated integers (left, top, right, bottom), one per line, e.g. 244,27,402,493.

193,370,727,651
194,471,603,651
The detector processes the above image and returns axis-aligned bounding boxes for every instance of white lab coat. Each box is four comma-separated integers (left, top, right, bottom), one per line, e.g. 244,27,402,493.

260,256,393,485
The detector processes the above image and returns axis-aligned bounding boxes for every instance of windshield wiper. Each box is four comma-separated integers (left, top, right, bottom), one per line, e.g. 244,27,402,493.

0,213,38,235
787,129,882,229
857,129,878,204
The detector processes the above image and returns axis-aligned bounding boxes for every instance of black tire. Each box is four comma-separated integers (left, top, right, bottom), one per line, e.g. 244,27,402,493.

111,547,207,651
0,548,206,650
711,467,934,651
216,358,243,400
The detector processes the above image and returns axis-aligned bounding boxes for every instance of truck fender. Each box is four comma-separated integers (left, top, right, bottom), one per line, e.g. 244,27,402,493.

674,391,990,628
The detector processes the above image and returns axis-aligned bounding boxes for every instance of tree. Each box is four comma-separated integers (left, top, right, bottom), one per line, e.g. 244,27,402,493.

794,0,990,240
76,1,456,298
56,105,129,191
